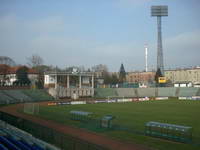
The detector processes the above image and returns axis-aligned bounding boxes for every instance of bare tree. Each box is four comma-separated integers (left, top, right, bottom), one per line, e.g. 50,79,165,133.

0,64,10,86
0,56,16,66
91,64,108,72
27,54,44,88
27,54,43,67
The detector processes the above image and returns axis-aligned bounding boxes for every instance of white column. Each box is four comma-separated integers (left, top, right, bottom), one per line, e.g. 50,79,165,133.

55,74,58,89
67,75,69,88
79,75,82,88
91,75,94,88
55,73,59,100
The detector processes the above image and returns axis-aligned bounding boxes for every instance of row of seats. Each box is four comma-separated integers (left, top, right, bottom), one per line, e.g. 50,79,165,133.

0,92,13,104
94,88,118,98
94,87,200,98
137,88,156,97
0,120,59,150
178,87,199,97
0,90,54,105
22,90,54,102
116,88,137,97
157,87,176,97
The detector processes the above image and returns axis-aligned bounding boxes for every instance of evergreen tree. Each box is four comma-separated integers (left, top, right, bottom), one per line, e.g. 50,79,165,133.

119,63,126,83
15,66,30,86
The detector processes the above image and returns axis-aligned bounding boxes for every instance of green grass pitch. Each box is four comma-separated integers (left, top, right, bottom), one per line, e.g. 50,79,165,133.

35,99,200,150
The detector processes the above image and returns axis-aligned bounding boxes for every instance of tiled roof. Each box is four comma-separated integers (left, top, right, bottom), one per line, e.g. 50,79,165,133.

8,66,21,74
0,64,38,74
28,68,38,74
0,64,10,74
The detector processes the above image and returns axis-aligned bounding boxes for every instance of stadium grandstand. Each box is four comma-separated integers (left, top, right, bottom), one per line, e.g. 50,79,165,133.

0,120,59,150
196,88,200,96
94,87,200,98
178,87,199,97
1,87,200,105
157,87,177,97
0,89,54,105
137,88,156,97
116,88,137,97
94,88,118,98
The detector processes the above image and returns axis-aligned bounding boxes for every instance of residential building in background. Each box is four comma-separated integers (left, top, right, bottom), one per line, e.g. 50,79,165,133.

126,71,155,86
0,64,38,86
164,67,200,85
126,67,200,87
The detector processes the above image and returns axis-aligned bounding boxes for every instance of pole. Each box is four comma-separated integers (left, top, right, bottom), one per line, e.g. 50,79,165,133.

157,16,164,76
145,44,148,72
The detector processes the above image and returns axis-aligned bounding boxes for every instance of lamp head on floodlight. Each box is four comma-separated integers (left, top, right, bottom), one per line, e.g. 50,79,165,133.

151,5,168,17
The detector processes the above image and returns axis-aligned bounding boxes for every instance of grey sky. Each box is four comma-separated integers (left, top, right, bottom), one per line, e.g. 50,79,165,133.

0,0,200,72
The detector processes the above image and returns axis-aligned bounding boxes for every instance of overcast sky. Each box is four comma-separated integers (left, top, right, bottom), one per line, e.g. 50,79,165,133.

0,0,200,72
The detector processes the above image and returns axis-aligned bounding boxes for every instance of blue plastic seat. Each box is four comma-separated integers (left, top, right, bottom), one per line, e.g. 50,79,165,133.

0,136,21,150
6,136,31,150
0,144,8,150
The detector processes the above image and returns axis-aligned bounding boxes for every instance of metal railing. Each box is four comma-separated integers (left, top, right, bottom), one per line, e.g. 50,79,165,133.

0,111,109,150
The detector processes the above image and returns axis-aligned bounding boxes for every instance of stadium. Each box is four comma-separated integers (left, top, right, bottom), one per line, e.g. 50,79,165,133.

0,87,200,150
1,1,200,150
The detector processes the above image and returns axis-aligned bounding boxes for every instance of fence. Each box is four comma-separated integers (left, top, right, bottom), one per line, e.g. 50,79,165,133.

0,111,109,150
0,86,30,90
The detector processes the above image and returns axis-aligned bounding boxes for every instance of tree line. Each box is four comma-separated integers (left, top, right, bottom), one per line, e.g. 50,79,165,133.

0,55,127,87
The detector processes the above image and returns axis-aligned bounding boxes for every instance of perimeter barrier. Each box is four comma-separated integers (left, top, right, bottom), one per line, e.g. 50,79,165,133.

0,111,109,150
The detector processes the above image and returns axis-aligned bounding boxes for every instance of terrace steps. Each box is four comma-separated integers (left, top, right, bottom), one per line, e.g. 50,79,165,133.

175,88,180,97
1,90,18,103
134,89,138,98
196,88,200,96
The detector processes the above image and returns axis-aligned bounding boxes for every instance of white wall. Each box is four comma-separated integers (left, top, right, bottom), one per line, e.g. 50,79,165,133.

45,75,55,84
4,73,38,85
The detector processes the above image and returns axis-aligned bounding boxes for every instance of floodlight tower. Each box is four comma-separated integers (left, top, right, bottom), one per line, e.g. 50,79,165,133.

151,5,168,76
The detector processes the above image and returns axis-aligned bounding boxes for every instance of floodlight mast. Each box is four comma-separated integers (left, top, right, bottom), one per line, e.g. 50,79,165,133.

151,6,168,76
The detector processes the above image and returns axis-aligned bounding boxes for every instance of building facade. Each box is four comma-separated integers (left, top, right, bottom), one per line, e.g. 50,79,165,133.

126,71,155,85
164,67,200,84
44,71,95,98
44,71,94,88
0,65,38,86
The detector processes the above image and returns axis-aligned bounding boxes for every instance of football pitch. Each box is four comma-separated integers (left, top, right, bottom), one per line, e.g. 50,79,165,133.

35,99,200,150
